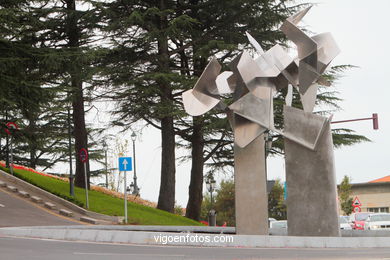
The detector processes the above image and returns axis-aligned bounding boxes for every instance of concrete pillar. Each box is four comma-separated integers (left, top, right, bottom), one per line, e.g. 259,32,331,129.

235,134,268,235
284,106,340,237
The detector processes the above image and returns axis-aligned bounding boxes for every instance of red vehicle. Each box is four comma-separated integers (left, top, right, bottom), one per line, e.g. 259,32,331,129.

350,212,370,230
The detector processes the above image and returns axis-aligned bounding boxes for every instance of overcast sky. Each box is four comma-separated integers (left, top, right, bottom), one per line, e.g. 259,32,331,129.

84,0,390,207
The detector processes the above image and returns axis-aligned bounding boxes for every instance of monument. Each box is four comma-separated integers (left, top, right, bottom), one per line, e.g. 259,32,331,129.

182,7,340,236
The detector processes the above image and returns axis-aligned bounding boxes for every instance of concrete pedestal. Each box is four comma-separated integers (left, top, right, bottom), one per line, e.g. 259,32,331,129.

235,135,268,235
284,107,340,237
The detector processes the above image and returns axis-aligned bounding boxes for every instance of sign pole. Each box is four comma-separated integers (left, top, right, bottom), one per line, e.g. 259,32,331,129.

84,162,89,209
9,135,13,175
124,170,128,224
118,157,132,224
5,122,18,175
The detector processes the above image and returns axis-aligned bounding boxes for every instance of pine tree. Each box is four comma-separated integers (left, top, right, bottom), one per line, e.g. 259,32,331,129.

97,0,302,214
0,1,103,186
96,1,368,216
0,1,70,169
97,0,199,212
338,175,353,215
268,180,287,220
176,0,301,221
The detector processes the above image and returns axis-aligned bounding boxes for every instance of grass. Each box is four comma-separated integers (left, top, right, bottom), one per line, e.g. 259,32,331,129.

0,165,202,226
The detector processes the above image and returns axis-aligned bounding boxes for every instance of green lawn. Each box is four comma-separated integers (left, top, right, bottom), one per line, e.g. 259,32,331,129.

0,166,201,226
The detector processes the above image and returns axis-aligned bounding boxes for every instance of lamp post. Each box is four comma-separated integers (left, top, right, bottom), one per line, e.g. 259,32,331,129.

264,131,273,183
128,182,134,194
264,131,273,158
131,132,140,196
103,140,108,188
206,174,217,226
5,122,19,176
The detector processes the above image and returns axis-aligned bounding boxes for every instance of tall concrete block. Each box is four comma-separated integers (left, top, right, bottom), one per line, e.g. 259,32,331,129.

284,107,340,237
235,134,268,235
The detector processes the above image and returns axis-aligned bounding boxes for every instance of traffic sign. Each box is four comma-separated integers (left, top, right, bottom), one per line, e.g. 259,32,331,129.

5,122,18,135
118,157,132,224
352,196,361,207
79,148,88,163
119,157,132,172
353,206,361,213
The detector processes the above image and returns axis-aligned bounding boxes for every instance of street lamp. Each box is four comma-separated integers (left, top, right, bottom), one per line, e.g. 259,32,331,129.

264,131,274,192
264,131,273,157
206,174,217,226
131,132,140,196
103,140,108,188
127,183,133,193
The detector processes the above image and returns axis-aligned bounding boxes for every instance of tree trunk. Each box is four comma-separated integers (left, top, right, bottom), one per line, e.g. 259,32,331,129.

72,80,89,189
185,32,207,219
28,119,37,169
156,0,176,212
157,116,176,212
66,0,89,189
5,109,9,167
185,118,204,220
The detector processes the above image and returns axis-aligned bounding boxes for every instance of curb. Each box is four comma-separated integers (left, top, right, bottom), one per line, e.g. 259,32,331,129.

1,226,390,248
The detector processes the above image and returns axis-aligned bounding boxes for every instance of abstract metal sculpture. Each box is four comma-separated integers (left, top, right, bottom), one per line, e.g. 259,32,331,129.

182,7,340,236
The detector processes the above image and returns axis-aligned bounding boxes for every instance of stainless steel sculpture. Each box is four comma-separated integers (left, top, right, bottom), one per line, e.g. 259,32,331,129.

182,7,340,236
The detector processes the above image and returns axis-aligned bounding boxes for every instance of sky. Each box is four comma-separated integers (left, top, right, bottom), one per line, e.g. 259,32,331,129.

73,0,390,207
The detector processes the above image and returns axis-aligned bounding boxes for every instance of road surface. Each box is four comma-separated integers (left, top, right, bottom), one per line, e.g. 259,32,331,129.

1,235,390,260
0,188,81,227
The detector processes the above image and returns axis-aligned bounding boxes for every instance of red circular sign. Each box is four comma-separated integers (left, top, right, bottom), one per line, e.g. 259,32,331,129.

79,148,88,163
5,122,18,135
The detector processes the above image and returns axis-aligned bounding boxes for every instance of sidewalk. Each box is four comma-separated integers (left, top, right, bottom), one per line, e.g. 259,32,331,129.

2,225,390,248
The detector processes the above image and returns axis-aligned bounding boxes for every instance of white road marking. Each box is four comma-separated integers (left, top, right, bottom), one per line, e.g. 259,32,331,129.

73,252,185,257
0,203,5,207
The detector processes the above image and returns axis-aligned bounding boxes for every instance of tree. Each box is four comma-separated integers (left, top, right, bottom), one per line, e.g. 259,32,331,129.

178,0,301,221
98,0,300,214
97,0,368,217
0,1,105,189
268,179,286,220
201,178,287,226
98,0,200,212
179,3,369,221
212,179,235,226
338,175,353,215
0,1,71,170
30,0,101,188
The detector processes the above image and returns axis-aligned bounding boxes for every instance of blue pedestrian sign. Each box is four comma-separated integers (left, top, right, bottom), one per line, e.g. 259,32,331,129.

118,157,132,171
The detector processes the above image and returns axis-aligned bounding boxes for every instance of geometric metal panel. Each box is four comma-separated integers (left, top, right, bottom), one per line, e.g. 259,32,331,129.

216,71,236,94
285,120,340,237
182,58,221,116
229,92,272,129
300,83,318,113
182,89,220,116
232,114,266,148
282,105,329,151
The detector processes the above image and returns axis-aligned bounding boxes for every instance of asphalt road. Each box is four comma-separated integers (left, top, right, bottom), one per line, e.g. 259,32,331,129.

0,188,81,227
1,235,390,260
2,187,390,259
